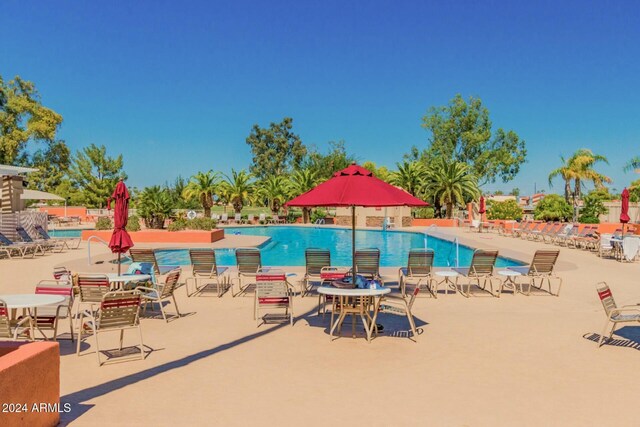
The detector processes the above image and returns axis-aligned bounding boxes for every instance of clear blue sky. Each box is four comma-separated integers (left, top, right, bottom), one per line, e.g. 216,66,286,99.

2,0,639,195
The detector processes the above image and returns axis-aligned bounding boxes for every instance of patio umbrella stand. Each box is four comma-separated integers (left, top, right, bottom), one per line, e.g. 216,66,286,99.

108,179,134,275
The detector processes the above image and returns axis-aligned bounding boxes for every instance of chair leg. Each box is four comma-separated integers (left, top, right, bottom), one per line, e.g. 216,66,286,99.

68,312,75,343
138,326,144,361
76,314,84,355
119,329,124,350
598,320,611,347
159,300,168,322
93,325,101,366
172,295,180,317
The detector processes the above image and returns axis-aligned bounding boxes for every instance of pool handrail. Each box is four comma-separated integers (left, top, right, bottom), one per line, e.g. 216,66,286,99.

87,235,110,265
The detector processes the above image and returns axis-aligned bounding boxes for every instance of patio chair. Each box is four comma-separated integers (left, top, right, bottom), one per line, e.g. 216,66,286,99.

33,280,75,341
555,224,579,246
0,299,32,340
524,222,550,241
259,213,266,223
233,247,262,297
453,249,499,297
270,214,285,224
233,213,242,224
373,287,420,339
541,222,564,244
595,282,640,348
76,290,144,366
508,249,562,296
53,266,72,282
354,248,383,283
186,249,229,297
597,234,615,258
573,225,598,250
398,248,435,297
16,226,64,253
0,231,42,259
219,213,229,224
35,224,81,250
246,214,255,224
75,274,111,323
255,269,294,327
138,268,182,322
302,248,332,297
565,225,591,249
510,221,529,238
129,248,161,275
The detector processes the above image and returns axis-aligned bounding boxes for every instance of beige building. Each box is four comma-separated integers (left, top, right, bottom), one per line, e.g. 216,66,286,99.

334,206,412,228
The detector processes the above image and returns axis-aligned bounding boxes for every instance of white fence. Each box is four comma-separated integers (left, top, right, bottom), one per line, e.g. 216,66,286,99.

599,201,640,224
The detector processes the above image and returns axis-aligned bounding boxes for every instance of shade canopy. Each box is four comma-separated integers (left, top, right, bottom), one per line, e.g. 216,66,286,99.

285,164,428,208
620,188,630,224
108,180,134,256
20,189,64,201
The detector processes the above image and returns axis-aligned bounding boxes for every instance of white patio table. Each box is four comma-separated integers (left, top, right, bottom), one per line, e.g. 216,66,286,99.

317,286,390,342
0,294,65,340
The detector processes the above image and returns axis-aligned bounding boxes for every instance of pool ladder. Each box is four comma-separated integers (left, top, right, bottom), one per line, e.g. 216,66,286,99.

87,235,111,265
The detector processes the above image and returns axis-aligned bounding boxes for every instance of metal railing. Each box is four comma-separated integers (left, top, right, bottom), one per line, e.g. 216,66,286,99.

87,235,110,265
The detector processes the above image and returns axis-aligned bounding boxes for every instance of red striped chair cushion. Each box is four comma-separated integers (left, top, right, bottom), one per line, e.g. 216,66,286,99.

36,287,73,296
256,275,286,281
258,297,289,304
320,272,346,280
598,289,612,300
101,298,140,309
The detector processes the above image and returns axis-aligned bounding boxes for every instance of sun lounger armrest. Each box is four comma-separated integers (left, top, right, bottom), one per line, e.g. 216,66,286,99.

610,307,640,317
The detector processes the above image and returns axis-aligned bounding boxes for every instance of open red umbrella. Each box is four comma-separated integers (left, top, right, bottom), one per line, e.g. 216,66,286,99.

285,163,428,283
108,179,134,274
620,188,630,237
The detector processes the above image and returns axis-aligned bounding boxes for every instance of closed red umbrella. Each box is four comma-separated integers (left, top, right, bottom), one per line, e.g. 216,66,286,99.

478,196,486,233
620,188,630,237
286,163,428,283
108,179,134,274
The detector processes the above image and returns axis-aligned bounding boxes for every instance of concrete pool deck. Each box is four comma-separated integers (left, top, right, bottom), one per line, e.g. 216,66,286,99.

1,226,639,426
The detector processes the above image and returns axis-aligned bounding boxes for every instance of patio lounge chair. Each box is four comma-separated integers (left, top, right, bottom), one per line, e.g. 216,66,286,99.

16,226,64,253
129,248,161,275
269,214,285,224
595,282,640,347
0,299,31,340
524,222,550,241
233,213,242,224
453,249,499,297
219,213,229,224
246,214,255,224
541,222,564,244
554,224,579,246
138,269,182,322
186,249,229,297
233,247,261,297
35,224,81,250
255,269,294,327
507,249,562,296
565,226,591,249
373,287,420,339
76,290,144,366
598,234,615,258
33,280,75,341
398,249,435,297
355,248,383,284
0,231,42,259
510,221,529,238
259,213,266,223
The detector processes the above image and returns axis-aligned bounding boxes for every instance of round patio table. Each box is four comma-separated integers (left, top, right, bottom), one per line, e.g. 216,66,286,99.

106,273,152,290
317,286,390,342
0,294,65,340
434,270,459,295
497,270,521,296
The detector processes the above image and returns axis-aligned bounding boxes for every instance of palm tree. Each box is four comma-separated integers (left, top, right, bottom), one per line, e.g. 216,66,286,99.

137,186,173,229
182,171,219,217
288,169,318,223
624,156,640,173
259,175,289,214
548,155,577,203
221,169,253,214
568,149,611,199
389,161,425,196
422,158,480,218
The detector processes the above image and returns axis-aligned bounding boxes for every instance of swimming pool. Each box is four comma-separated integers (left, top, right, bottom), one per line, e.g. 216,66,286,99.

153,226,521,268
49,229,89,238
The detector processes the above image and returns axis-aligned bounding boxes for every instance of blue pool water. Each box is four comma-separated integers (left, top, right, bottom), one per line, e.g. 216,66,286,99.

57,226,521,267
49,229,88,238
158,226,520,268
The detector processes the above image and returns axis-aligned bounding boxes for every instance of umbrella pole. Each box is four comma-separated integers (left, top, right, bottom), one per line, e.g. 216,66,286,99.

118,252,121,276
352,205,356,284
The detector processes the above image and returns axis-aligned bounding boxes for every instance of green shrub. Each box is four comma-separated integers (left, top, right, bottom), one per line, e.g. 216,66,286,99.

95,216,113,230
188,217,217,230
579,190,609,224
413,207,435,219
487,200,523,220
168,219,187,231
126,215,141,232
534,194,573,221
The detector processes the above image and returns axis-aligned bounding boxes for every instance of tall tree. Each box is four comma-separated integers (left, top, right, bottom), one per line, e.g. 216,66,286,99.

20,139,71,192
69,144,126,208
389,161,425,196
220,169,254,214
568,149,611,199
288,169,318,223
624,156,640,173
422,158,480,218
548,155,577,203
362,160,392,182
302,140,356,181
246,117,306,179
0,75,63,164
182,171,220,217
418,94,526,185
